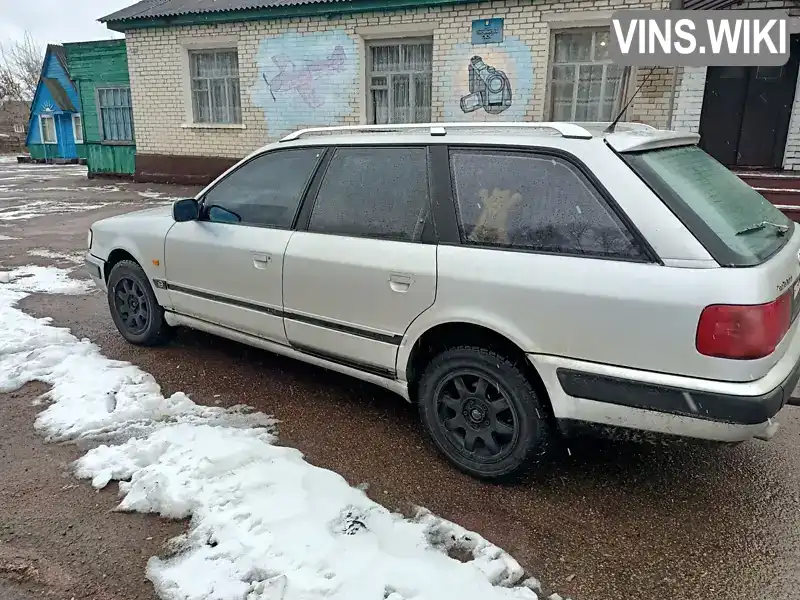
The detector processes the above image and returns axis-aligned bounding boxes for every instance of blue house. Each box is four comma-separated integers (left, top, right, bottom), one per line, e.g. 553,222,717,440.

25,44,85,162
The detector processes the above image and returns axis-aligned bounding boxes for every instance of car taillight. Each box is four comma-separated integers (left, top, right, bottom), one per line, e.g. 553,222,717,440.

696,291,792,360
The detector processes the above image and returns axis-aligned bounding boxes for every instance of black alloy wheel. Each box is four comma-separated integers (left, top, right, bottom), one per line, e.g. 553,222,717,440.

418,346,552,481
106,260,173,346
435,370,518,461
113,276,150,335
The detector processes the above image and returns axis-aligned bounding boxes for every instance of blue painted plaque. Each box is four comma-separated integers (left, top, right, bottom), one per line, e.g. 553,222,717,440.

472,18,504,45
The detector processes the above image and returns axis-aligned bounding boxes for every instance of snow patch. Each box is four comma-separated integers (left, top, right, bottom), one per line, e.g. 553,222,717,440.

0,265,91,295
27,249,84,264
0,266,540,600
137,190,185,202
0,199,112,221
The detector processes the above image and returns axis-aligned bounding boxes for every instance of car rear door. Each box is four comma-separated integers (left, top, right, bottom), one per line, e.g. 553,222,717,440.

163,147,325,345
282,145,437,376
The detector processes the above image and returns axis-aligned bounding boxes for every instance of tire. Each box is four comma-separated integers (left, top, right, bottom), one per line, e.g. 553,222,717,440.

107,260,173,346
417,346,551,481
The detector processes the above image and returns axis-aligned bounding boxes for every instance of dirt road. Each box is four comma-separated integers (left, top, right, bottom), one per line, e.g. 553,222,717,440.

2,158,800,600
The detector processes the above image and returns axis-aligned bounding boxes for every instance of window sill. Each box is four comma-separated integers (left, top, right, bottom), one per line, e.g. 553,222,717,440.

101,140,135,146
181,123,246,130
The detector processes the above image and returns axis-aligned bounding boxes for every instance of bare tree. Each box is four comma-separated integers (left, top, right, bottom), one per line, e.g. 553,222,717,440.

0,32,44,101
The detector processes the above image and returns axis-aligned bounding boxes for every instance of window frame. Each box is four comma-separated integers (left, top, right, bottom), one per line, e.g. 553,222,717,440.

13,123,24,134
39,114,57,144
72,114,83,144
188,48,242,125
547,27,625,122
437,144,659,264
295,144,435,244
96,86,134,145
196,146,328,230
365,37,434,126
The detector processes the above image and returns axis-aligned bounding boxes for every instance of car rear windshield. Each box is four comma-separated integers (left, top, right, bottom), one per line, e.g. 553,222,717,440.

624,144,794,267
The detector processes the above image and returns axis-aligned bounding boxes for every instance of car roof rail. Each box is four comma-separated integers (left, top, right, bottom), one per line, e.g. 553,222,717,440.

279,122,595,142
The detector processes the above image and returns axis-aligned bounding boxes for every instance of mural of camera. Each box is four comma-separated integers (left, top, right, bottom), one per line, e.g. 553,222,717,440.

459,56,513,115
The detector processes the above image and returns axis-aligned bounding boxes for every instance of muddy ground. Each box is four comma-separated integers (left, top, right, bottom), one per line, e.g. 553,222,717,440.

1,158,800,600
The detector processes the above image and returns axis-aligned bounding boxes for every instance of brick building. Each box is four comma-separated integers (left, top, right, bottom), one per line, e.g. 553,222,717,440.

100,0,800,184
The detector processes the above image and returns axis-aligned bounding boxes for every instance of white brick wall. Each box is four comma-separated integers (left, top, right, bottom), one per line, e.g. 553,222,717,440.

125,0,671,160
671,66,706,134
784,75,800,170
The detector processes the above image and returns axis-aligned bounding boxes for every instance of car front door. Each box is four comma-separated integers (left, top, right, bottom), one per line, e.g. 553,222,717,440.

283,145,437,376
164,146,325,344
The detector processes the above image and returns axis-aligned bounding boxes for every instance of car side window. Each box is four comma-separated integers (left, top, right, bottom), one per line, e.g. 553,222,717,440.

308,147,429,242
201,147,323,228
449,149,646,260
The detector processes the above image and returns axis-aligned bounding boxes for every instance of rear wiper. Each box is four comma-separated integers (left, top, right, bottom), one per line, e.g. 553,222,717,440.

736,221,790,236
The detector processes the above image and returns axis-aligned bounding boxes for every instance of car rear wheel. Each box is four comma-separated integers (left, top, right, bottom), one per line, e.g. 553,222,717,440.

417,346,551,481
107,260,173,346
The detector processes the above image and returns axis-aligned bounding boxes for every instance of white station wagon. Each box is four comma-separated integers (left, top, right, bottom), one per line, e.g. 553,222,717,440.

86,122,800,480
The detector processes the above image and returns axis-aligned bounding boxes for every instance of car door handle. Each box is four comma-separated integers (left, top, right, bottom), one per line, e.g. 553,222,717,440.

252,253,271,269
389,273,413,292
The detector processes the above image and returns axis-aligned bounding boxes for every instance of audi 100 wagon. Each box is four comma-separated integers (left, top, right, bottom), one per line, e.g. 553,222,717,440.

85,122,800,480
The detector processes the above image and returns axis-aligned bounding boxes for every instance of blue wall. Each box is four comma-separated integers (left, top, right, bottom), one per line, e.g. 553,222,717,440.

26,48,81,158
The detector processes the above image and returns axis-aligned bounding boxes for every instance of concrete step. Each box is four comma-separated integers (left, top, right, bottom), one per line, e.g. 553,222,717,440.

736,171,800,191
733,171,800,222
752,187,800,206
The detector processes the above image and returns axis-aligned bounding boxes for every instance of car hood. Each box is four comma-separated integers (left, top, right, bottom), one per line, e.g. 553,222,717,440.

119,204,174,219
91,203,176,240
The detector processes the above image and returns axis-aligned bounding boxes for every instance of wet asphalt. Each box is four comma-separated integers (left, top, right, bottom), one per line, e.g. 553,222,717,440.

1,157,800,600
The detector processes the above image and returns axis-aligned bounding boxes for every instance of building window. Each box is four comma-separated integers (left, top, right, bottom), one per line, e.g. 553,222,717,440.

13,124,24,134
72,114,83,144
39,114,56,144
549,29,625,122
367,39,432,125
190,49,242,125
98,87,134,142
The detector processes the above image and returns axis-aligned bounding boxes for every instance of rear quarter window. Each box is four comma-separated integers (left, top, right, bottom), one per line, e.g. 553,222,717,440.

449,149,647,261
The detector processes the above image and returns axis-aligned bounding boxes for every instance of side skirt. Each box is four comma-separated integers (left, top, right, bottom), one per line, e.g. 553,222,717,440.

164,311,411,401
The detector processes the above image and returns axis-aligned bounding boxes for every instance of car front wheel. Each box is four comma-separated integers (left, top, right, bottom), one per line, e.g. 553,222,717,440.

107,260,173,346
417,346,551,481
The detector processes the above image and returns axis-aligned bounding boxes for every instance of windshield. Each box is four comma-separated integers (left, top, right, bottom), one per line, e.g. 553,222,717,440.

624,144,793,267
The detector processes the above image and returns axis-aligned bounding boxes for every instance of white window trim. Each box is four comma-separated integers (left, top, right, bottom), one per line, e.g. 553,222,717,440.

13,124,24,134
72,114,83,144
39,114,57,145
355,25,437,125
96,86,135,143
544,25,636,123
364,37,434,126
180,37,243,128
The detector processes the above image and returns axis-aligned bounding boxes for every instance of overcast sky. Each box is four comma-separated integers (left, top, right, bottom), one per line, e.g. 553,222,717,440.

0,0,137,46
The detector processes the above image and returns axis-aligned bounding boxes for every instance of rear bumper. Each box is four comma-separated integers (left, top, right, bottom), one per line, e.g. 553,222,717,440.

556,358,800,426
531,353,800,442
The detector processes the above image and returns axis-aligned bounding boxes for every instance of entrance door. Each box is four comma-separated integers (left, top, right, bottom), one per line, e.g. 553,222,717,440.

55,113,76,159
699,35,799,169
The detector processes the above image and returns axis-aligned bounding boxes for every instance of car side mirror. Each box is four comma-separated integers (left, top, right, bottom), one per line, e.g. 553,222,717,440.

173,198,200,222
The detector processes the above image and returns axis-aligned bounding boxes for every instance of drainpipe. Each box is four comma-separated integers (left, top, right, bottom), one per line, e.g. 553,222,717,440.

665,0,684,129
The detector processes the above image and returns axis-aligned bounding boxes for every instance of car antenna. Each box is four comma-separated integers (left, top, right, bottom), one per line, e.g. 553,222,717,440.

604,66,656,134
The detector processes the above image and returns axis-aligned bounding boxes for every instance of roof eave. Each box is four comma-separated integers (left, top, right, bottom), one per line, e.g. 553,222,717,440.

102,0,478,31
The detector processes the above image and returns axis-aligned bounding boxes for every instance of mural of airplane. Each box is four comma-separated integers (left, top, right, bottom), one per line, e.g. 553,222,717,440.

263,45,347,108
